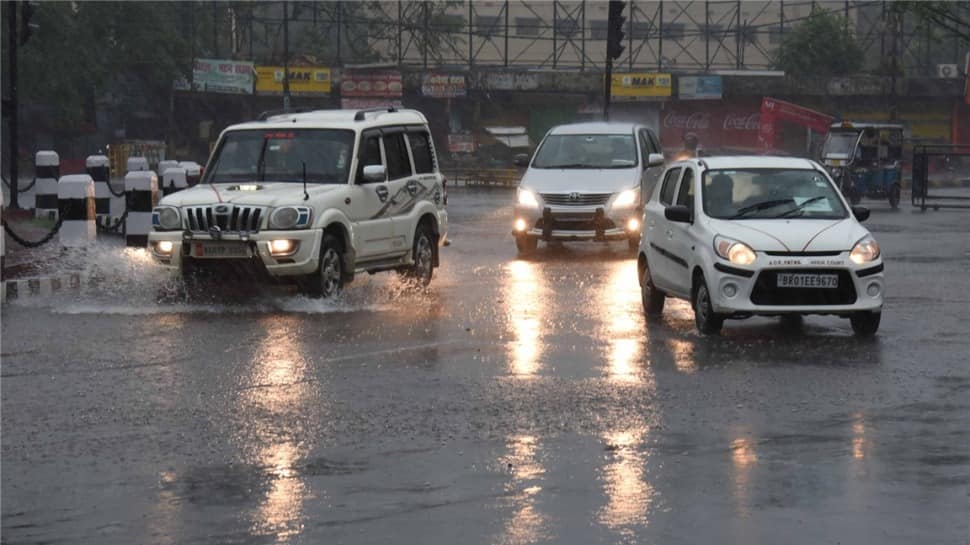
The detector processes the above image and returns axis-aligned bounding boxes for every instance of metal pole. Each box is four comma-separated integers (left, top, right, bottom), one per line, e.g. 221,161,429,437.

468,1,472,67
7,1,19,208
283,0,290,111
581,0,585,71
553,1,558,69
397,1,402,65
505,0,510,68
658,2,664,71
628,0,633,71
213,1,219,57
336,1,342,65
423,1,429,69
736,1,741,69
604,53,613,121
705,0,710,71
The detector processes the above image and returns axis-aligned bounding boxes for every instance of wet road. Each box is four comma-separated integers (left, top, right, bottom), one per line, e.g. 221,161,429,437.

3,188,969,544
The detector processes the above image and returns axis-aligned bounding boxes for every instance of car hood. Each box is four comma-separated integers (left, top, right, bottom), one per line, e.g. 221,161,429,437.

705,217,869,253
158,182,343,207
519,167,640,194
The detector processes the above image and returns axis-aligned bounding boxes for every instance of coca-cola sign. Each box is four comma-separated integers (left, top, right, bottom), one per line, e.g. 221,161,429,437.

723,113,761,131
663,112,711,130
659,99,763,151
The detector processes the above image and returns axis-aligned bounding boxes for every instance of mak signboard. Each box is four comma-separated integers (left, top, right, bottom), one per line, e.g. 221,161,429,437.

610,73,672,100
255,66,331,95
175,59,254,95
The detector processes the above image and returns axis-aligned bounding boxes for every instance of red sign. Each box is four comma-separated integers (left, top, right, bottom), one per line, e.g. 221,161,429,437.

340,72,403,97
659,99,762,152
758,97,834,151
447,134,476,153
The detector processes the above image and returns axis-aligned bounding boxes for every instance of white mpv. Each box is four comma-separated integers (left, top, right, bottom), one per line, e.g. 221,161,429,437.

637,156,884,336
148,108,448,297
512,122,665,254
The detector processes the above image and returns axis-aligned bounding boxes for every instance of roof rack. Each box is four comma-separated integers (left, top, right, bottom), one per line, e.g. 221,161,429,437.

257,108,314,121
354,107,397,121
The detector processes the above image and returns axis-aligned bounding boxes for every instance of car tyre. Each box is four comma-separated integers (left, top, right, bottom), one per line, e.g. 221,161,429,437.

850,311,880,337
305,233,344,298
403,223,435,287
640,260,665,318
693,276,724,335
515,234,538,256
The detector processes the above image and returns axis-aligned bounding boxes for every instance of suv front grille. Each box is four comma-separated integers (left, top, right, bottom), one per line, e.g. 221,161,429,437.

184,205,265,233
750,269,857,306
540,193,611,206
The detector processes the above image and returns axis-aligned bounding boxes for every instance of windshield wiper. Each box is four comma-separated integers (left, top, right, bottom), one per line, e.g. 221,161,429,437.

776,196,828,218
729,198,793,219
256,139,269,181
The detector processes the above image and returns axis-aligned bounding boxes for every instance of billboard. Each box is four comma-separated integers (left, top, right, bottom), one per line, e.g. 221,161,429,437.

255,66,331,95
678,75,722,100
610,73,672,100
340,72,403,97
175,59,254,95
421,73,467,98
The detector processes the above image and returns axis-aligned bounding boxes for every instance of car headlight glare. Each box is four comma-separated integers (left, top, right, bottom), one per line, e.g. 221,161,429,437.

154,206,181,230
850,236,880,264
715,235,757,266
269,206,312,230
517,189,539,208
613,188,639,208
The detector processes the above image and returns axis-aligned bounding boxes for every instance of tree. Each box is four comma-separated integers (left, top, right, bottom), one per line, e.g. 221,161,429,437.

773,7,864,78
892,1,970,42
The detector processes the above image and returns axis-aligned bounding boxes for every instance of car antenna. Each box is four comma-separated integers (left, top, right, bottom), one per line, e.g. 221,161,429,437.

302,162,310,201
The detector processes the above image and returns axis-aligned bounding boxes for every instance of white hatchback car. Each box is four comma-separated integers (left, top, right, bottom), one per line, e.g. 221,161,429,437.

512,122,665,254
637,156,884,336
148,108,448,297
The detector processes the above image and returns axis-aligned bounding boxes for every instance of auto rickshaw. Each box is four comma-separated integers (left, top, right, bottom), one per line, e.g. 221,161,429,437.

821,122,904,208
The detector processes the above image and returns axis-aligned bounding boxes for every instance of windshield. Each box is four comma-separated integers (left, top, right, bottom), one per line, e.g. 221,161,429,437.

203,129,355,184
702,168,848,220
531,134,637,169
822,131,860,157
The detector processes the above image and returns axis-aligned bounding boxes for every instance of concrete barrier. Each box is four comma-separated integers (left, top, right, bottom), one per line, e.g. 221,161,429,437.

125,171,158,247
34,151,60,220
157,160,180,176
161,167,187,196
57,175,96,247
127,156,150,172
85,155,112,217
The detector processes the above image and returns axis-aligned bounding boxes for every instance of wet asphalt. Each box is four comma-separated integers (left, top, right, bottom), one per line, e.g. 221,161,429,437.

2,187,969,544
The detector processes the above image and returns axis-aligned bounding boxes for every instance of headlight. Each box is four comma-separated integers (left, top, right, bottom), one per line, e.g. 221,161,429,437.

517,188,539,208
269,206,312,230
153,206,181,230
613,188,639,208
714,235,757,266
850,236,880,264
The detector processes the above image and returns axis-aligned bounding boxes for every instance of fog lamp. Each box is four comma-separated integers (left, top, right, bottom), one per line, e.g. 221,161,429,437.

269,239,298,256
723,283,738,298
155,240,174,255
514,218,528,232
627,218,640,232
867,282,881,297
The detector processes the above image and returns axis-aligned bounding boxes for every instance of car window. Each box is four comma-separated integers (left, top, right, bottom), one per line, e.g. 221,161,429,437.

383,132,413,180
356,135,383,183
676,168,695,213
531,134,637,169
638,130,651,163
204,129,355,184
659,167,681,205
648,130,662,154
407,132,435,174
702,168,849,220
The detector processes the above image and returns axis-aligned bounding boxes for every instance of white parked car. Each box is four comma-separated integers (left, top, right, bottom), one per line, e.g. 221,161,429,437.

637,156,884,336
512,122,665,254
148,108,448,297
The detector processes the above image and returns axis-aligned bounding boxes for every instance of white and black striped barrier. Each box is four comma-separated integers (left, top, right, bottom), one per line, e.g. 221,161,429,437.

124,171,158,247
34,151,60,220
161,167,187,196
57,175,96,247
180,161,202,186
127,156,149,173
85,155,112,218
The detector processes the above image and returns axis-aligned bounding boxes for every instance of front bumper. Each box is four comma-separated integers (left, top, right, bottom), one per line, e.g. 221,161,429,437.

513,204,640,241
147,229,323,277
707,255,884,316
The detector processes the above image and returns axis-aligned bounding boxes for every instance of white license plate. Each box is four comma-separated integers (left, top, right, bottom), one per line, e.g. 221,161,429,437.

777,273,838,289
191,242,252,258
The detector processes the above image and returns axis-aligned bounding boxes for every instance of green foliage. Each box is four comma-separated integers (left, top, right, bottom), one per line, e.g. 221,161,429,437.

891,2,970,42
773,7,864,78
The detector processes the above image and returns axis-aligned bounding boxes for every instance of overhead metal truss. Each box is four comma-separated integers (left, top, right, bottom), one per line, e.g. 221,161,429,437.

234,1,969,74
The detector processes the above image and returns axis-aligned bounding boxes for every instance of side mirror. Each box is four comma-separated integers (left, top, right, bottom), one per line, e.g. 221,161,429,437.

362,164,386,183
852,206,870,222
665,205,692,223
647,153,664,168
514,153,530,167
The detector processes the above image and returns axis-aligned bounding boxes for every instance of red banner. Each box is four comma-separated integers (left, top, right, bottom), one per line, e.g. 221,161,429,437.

659,99,762,152
340,72,403,97
758,97,834,151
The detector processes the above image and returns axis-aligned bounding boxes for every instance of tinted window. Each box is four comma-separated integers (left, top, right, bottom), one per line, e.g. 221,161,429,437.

384,133,412,180
659,167,681,205
205,129,354,184
356,135,382,183
648,130,662,154
676,169,695,213
407,132,435,174
532,134,637,169
638,131,651,163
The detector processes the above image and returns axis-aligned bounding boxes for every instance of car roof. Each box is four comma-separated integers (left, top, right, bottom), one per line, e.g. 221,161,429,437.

224,108,429,133
676,155,821,171
548,122,640,135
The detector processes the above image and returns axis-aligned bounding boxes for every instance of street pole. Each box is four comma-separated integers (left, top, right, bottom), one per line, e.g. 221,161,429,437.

603,56,613,121
282,0,291,112
7,1,19,208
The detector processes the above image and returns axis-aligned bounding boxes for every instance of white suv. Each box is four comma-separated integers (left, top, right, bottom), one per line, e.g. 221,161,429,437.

148,108,448,297
512,122,664,254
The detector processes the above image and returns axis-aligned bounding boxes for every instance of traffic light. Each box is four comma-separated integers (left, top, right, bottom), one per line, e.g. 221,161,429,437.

607,0,626,61
19,1,39,46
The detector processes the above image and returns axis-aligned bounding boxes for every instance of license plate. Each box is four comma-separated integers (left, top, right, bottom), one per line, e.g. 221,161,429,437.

777,273,838,289
191,242,252,258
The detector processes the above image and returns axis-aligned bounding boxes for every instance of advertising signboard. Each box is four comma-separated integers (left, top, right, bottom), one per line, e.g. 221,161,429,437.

340,72,403,97
255,66,331,95
175,59,254,95
421,73,467,98
609,73,672,100
678,75,722,100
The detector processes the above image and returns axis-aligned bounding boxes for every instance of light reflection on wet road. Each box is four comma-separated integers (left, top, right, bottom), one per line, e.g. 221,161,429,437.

2,188,969,544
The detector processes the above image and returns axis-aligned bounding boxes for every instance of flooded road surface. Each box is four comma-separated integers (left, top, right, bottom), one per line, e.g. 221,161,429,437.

3,188,969,544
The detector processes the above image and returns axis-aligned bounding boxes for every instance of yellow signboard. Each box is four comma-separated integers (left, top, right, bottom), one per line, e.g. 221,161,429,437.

610,72,672,99
255,66,331,95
